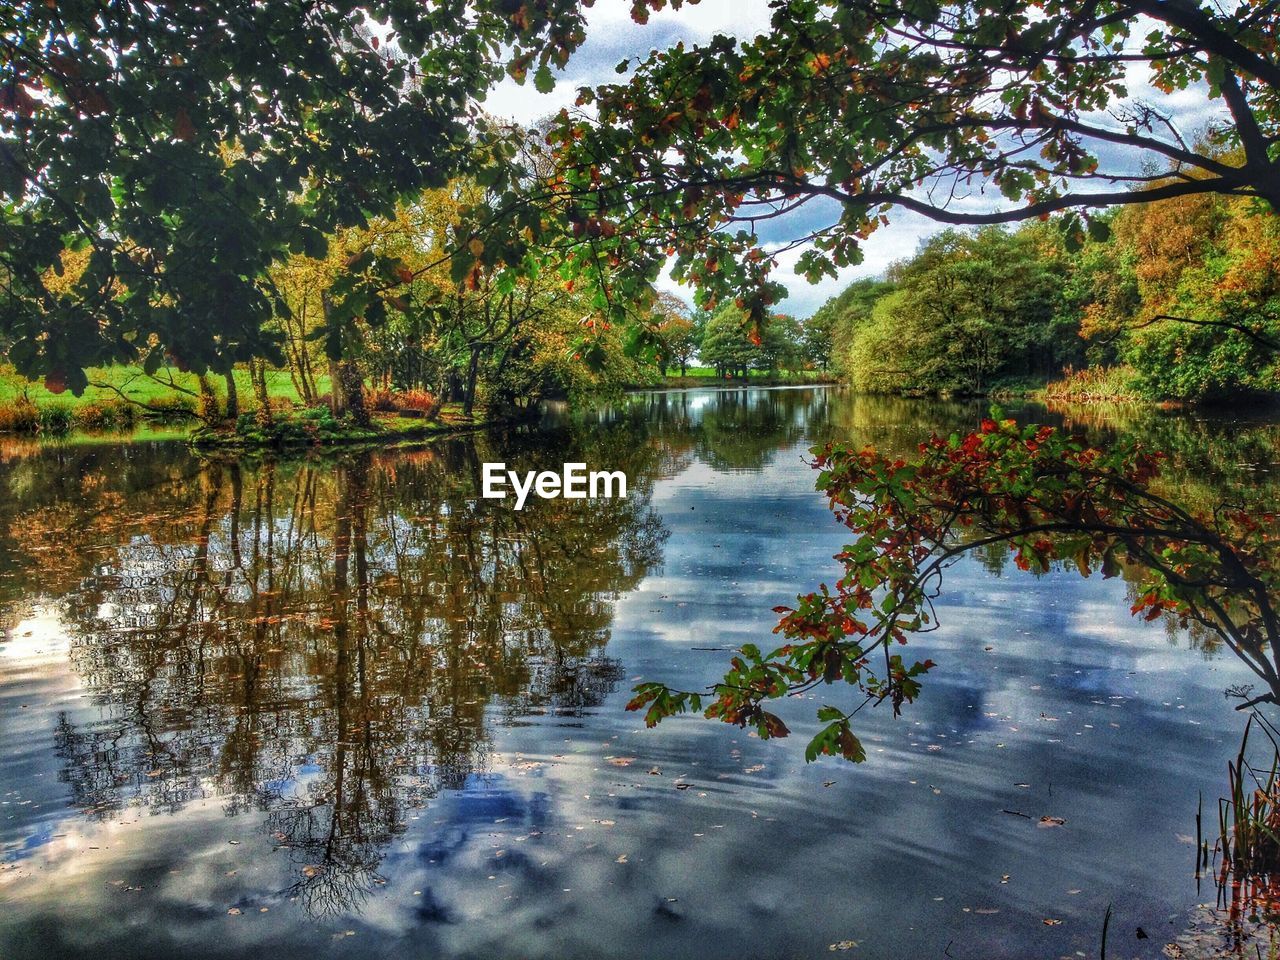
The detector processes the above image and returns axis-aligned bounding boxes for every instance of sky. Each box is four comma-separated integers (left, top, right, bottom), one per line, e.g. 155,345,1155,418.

481,0,1225,318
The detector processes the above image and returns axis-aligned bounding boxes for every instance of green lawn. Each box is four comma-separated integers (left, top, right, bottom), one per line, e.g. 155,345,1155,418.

0,364,325,409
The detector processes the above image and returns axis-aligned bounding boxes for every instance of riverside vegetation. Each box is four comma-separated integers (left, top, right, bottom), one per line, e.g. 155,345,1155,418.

808,187,1280,404
8,1,1278,450
7,177,1274,442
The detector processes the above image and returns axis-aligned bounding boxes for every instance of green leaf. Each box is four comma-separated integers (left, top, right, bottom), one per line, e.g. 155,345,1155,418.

534,63,556,94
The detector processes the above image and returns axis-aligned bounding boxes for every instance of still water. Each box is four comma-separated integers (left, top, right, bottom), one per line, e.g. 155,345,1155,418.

1,388,1277,959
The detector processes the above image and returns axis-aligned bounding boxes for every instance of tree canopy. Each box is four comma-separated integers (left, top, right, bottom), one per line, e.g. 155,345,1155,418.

8,1,1280,394
804,185,1280,401
536,0,1280,329
0,0,608,391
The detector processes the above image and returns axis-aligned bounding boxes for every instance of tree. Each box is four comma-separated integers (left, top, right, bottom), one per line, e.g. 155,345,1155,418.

1114,191,1280,400
652,291,697,376
0,0,606,393
846,289,917,392
264,124,656,423
800,310,835,372
699,305,761,379
808,278,896,377
759,312,804,373
541,1,1280,327
844,226,1072,394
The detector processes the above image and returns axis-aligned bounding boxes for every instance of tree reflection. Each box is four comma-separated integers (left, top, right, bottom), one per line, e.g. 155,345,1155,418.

24,388,1251,918
41,424,666,916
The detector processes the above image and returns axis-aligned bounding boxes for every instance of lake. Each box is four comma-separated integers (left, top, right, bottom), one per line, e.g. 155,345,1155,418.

2,387,1277,959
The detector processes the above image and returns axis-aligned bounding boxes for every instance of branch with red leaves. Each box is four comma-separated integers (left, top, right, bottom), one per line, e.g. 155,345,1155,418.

629,416,1280,762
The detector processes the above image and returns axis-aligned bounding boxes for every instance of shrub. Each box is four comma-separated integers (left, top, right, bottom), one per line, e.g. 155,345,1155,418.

74,399,141,430
0,399,40,434
1043,365,1141,402
301,405,337,424
1125,321,1276,402
395,389,440,418
38,404,74,435
366,387,397,412
204,404,380,448
148,394,199,419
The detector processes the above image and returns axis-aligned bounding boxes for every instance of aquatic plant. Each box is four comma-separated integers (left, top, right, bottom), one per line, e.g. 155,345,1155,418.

1044,365,1142,403
37,403,74,435
1217,714,1280,924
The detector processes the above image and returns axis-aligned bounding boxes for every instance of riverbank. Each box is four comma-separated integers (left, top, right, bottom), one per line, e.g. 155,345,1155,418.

645,368,839,389
0,363,326,437
847,370,1146,404
0,364,532,449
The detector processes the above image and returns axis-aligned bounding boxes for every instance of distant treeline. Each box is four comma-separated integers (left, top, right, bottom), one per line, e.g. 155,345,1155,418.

807,182,1280,403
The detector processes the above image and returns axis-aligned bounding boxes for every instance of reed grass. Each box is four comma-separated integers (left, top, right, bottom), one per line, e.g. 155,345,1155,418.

0,396,149,435
1043,365,1142,403
1215,713,1280,922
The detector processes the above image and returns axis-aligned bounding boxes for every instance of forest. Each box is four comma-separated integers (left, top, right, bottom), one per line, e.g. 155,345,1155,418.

811,181,1280,402
10,175,1279,444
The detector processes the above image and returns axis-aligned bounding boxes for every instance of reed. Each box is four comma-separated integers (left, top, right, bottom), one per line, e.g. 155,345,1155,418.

37,404,74,435
1216,713,1280,921
1043,364,1142,403
0,397,152,434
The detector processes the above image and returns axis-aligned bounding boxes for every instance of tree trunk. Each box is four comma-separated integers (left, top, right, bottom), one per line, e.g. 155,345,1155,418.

284,313,314,404
224,369,239,420
328,358,347,417
197,374,219,422
321,292,351,419
336,361,368,427
252,359,272,427
463,346,481,416
300,342,317,403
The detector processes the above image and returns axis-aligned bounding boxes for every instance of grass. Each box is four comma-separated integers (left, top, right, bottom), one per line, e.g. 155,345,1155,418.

0,363,326,408
1,361,521,448
0,363,331,436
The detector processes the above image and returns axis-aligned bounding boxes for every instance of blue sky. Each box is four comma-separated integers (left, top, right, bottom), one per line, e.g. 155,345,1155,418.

482,0,1225,318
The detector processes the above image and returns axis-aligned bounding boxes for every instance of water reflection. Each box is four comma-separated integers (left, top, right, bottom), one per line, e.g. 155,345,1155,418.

5,426,666,920
3,389,1280,959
